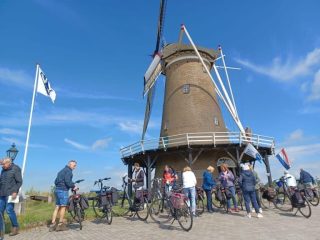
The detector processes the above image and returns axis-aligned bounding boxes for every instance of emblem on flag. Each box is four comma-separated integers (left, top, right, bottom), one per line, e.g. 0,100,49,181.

240,143,263,163
37,66,56,103
276,148,291,170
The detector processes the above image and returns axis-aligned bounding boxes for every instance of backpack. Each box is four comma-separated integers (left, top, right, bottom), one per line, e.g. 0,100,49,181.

291,190,305,208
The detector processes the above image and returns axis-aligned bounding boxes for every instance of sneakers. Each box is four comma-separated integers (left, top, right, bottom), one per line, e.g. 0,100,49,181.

251,208,255,213
245,213,252,218
257,213,263,218
49,223,57,232
55,223,68,232
259,208,263,213
9,227,19,236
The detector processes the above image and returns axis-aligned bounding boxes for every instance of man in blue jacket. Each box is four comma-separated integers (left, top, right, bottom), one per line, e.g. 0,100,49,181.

202,166,216,213
49,160,77,232
300,168,315,188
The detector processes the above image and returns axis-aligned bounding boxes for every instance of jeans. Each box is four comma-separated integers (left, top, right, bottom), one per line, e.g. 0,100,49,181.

243,190,259,214
254,189,261,208
183,187,196,214
0,196,19,228
226,186,238,210
204,189,213,211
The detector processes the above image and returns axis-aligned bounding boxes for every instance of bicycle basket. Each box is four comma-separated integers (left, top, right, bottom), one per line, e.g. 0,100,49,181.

170,193,187,209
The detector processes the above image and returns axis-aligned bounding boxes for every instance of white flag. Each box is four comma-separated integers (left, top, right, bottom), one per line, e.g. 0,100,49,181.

36,66,56,103
240,143,262,163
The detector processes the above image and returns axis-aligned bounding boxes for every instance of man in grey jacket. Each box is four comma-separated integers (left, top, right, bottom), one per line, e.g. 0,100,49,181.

0,157,22,236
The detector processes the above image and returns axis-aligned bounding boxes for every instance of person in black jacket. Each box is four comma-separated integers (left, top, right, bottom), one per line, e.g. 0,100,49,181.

239,163,263,218
130,163,145,207
0,157,22,236
49,160,77,232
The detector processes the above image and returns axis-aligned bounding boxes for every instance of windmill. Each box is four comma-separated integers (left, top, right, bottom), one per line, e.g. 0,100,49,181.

120,0,275,191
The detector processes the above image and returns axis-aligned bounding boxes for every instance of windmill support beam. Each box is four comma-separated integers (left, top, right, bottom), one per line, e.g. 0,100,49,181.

143,155,158,198
263,153,273,187
128,162,133,198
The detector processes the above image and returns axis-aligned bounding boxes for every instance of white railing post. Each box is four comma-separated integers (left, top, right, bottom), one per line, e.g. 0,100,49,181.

130,147,133,156
213,132,216,147
239,132,242,147
161,137,166,150
187,133,190,148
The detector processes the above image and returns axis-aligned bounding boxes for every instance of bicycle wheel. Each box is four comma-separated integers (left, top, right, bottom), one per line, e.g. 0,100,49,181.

211,192,224,209
196,196,204,215
116,195,130,216
0,211,5,240
298,198,312,218
306,189,320,207
75,207,83,230
104,202,113,225
274,192,292,212
92,197,104,218
177,201,193,232
149,197,172,223
260,195,276,209
136,196,149,221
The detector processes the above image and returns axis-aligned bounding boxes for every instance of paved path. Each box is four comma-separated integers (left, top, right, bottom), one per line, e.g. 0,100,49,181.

9,207,320,240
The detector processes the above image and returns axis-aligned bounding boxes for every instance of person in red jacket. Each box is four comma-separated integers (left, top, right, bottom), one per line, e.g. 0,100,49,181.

162,165,178,194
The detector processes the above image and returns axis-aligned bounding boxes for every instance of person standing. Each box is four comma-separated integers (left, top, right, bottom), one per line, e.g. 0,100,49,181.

49,160,77,232
182,166,197,217
299,169,315,188
219,163,239,213
249,164,262,213
162,165,177,194
239,163,263,218
202,166,216,213
130,163,145,206
0,157,22,236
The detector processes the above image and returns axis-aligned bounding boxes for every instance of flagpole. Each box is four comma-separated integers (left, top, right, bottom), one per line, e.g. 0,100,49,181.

21,64,39,178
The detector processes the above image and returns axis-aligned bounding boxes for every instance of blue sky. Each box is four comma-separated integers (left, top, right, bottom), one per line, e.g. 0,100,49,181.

0,0,320,191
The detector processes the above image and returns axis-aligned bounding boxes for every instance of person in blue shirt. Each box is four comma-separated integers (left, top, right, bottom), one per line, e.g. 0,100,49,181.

202,166,216,213
300,169,315,188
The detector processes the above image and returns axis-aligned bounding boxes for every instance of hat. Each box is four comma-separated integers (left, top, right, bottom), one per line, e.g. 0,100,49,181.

241,163,250,171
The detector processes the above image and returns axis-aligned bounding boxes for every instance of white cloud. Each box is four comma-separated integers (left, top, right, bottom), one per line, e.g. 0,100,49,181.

64,137,112,151
235,48,320,81
64,138,90,151
0,67,31,88
287,129,304,141
0,128,25,136
308,70,320,101
118,121,143,134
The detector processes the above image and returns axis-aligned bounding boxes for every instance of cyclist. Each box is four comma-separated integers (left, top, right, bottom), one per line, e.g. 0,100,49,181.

182,166,197,217
49,160,77,232
202,166,216,213
219,163,239,213
239,163,263,218
162,165,178,194
299,169,315,188
130,163,145,208
284,170,297,187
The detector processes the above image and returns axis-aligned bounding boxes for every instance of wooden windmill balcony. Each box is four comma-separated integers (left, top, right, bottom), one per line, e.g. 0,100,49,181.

120,131,275,160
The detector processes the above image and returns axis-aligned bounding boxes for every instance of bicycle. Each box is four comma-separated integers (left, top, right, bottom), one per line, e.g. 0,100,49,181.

274,177,312,218
149,187,193,231
211,183,227,211
196,187,205,215
299,183,319,207
91,177,113,225
117,175,149,221
68,179,87,230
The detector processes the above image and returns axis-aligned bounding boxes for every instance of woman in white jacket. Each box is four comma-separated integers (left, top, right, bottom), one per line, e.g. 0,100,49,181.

182,166,197,216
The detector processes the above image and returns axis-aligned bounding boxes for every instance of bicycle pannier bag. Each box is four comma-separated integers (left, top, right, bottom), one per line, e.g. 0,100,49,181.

170,193,187,209
262,188,276,201
68,198,75,211
291,190,305,208
80,196,89,209
111,187,119,205
101,192,109,206
215,188,223,202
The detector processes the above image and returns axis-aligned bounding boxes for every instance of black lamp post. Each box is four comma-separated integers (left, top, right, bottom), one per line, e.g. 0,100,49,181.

7,143,19,161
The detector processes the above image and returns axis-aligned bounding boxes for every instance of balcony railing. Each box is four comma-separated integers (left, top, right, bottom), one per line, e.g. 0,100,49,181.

120,131,275,159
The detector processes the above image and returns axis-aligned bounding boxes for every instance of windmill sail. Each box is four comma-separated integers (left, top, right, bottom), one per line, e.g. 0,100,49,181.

143,54,162,96
142,85,156,140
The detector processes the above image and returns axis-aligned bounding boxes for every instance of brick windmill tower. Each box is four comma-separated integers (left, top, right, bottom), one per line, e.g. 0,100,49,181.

120,0,275,192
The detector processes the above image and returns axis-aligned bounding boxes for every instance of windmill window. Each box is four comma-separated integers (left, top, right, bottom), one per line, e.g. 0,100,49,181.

214,117,219,126
182,84,190,94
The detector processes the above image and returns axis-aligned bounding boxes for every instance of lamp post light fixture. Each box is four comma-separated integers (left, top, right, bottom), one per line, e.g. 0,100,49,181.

7,143,19,161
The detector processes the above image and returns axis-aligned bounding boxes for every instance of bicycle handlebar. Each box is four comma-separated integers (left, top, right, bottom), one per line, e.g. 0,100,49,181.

74,179,85,184
94,177,111,185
